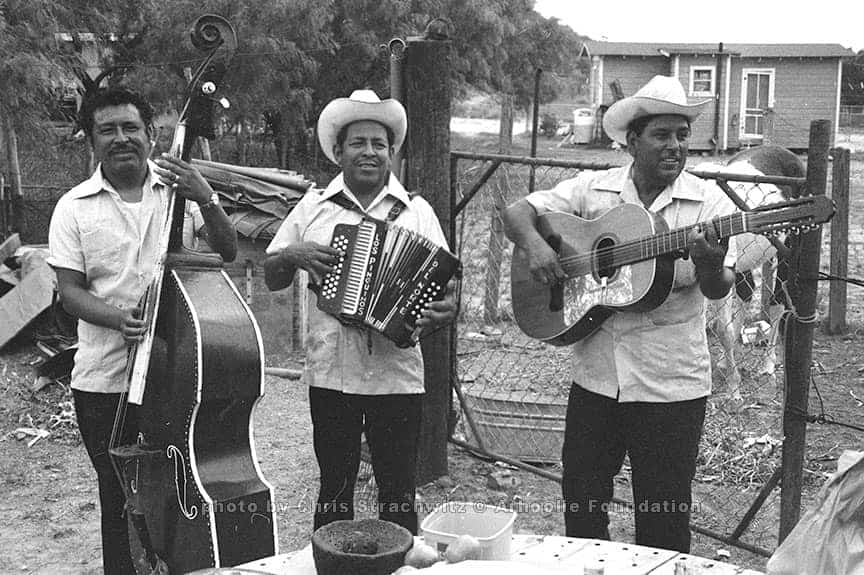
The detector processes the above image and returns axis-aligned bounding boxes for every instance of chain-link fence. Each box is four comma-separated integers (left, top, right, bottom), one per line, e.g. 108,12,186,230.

447,150,817,557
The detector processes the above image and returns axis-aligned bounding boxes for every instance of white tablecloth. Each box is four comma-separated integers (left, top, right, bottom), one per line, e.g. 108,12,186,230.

233,534,764,574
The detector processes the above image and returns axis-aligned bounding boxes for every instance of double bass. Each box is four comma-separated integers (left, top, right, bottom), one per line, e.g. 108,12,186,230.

109,15,277,573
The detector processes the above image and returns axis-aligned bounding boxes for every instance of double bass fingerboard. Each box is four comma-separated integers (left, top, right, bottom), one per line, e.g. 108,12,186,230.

318,218,461,347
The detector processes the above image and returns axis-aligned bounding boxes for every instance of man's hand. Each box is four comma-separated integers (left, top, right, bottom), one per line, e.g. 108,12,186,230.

281,242,343,285
116,306,147,344
153,154,213,205
688,223,735,299
688,223,728,277
523,238,566,286
415,278,459,332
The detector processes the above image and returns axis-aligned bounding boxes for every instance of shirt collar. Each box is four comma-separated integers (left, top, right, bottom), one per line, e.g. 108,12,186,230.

318,172,411,210
592,162,705,207
66,159,168,199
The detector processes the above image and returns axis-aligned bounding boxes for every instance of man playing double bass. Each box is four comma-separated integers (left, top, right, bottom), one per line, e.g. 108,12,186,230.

47,87,236,574
503,75,737,553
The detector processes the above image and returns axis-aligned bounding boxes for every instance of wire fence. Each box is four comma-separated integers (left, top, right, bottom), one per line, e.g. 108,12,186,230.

445,151,821,558
839,105,864,128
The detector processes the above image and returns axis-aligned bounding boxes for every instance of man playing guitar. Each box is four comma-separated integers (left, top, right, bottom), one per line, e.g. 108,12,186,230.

503,75,736,553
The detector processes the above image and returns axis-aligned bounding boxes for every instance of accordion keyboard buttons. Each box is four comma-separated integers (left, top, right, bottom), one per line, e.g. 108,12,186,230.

410,281,444,319
321,234,350,300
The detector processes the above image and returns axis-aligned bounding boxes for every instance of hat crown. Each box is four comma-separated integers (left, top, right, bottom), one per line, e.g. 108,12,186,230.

601,75,710,145
633,75,689,106
317,90,408,165
348,89,383,104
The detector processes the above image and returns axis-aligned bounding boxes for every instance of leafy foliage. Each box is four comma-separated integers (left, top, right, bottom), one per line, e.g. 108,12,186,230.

0,0,75,129
1,0,591,167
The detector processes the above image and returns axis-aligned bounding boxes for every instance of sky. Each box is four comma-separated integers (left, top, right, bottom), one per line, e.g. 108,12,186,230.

534,0,862,53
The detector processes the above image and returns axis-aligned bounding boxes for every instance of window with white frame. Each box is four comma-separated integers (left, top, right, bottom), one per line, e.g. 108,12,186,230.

689,66,715,96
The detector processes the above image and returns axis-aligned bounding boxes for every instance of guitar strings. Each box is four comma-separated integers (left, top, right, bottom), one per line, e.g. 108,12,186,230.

555,216,740,273
547,196,822,277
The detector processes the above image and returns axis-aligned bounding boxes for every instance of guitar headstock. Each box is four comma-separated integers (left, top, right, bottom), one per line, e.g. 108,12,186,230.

747,195,835,236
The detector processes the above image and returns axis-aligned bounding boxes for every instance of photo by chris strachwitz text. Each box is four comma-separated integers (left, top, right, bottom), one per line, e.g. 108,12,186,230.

198,497,701,517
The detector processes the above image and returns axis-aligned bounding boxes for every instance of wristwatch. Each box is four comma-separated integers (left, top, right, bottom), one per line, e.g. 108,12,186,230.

200,192,220,209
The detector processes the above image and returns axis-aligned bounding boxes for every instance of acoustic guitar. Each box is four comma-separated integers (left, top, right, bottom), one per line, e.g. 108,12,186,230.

511,195,834,346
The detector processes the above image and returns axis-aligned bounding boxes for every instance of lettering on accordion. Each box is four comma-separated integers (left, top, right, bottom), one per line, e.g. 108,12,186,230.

316,219,461,347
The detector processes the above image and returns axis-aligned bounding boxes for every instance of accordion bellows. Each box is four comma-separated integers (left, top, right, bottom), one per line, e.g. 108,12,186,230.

317,218,461,347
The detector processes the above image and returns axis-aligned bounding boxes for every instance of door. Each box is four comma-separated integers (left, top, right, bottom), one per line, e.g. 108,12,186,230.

740,69,775,141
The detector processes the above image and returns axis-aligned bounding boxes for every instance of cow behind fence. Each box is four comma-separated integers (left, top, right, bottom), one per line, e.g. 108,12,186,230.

695,145,806,400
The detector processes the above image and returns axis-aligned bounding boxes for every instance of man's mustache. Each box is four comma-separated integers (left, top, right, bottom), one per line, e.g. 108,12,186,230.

109,145,140,154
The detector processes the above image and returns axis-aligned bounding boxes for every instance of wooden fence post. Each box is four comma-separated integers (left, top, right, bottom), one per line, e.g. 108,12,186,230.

482,100,514,326
1,115,24,239
827,147,849,334
403,26,453,485
779,120,831,542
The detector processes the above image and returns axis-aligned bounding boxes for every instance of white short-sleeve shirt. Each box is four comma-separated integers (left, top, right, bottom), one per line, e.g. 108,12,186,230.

47,161,202,393
266,172,448,395
525,163,738,402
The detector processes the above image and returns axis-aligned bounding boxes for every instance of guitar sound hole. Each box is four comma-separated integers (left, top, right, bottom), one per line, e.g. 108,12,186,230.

595,237,617,279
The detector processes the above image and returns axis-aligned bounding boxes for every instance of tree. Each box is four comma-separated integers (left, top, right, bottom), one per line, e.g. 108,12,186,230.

4,0,595,174
0,1,74,128
0,0,79,228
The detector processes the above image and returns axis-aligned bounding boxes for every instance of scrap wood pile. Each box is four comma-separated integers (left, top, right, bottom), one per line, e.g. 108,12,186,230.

1,233,78,446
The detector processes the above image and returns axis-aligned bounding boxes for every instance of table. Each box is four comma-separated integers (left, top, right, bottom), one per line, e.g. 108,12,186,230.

233,534,765,574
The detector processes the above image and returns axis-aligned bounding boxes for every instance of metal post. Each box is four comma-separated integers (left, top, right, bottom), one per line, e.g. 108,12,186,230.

713,43,723,155
388,38,406,180
529,68,542,194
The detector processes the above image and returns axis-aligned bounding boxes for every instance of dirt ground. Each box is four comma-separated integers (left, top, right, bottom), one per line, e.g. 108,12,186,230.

1,136,862,574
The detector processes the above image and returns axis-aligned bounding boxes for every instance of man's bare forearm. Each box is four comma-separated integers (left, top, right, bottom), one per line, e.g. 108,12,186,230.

503,199,545,249
199,204,237,262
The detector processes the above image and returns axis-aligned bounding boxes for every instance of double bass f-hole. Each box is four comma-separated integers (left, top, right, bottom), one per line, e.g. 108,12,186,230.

167,445,199,520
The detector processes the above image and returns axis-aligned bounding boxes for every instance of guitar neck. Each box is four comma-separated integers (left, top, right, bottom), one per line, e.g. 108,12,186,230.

562,212,748,277
628,212,747,265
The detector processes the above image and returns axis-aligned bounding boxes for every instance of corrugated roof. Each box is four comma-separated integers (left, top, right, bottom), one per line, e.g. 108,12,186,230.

582,41,853,59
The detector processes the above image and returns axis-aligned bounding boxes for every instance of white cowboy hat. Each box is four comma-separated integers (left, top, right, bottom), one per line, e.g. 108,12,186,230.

317,89,407,164
602,75,712,145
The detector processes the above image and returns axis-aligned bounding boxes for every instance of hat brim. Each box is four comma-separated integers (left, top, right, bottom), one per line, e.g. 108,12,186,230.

317,98,407,164
603,96,711,145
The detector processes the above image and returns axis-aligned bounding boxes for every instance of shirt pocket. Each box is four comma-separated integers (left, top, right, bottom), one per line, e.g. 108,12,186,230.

78,217,131,281
644,287,704,327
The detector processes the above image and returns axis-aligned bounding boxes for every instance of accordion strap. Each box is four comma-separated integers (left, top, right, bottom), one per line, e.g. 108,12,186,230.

327,190,416,223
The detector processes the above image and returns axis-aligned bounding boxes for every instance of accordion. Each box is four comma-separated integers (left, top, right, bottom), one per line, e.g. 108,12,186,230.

316,218,461,347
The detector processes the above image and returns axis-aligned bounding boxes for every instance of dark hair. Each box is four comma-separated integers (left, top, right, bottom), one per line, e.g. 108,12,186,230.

627,114,691,139
336,120,395,149
78,87,155,138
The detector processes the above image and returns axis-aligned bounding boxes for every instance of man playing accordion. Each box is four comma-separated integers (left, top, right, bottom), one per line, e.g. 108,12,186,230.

264,89,458,534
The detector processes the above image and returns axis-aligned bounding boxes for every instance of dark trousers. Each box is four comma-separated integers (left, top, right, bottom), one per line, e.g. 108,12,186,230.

309,387,422,534
73,389,138,575
561,383,706,553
